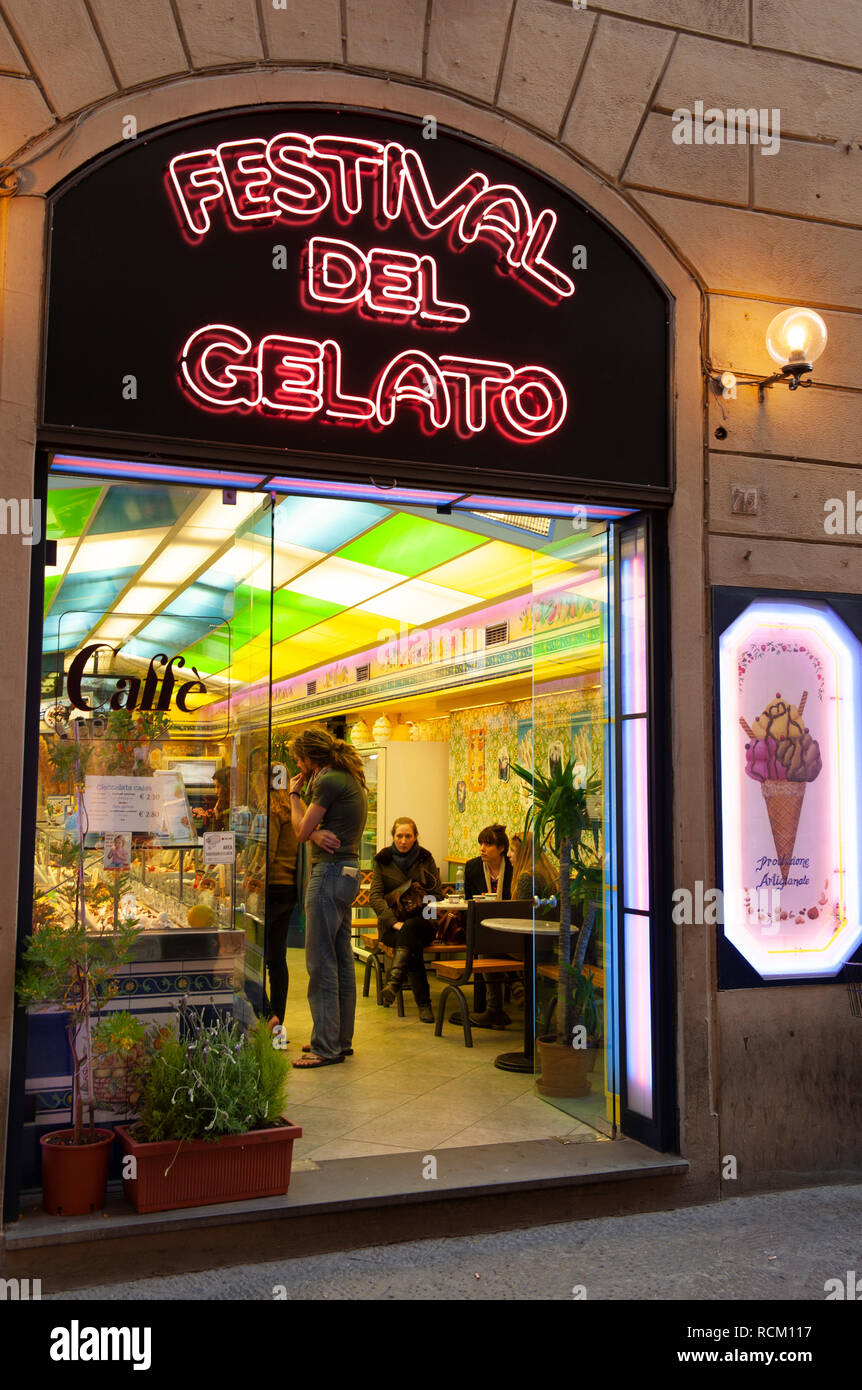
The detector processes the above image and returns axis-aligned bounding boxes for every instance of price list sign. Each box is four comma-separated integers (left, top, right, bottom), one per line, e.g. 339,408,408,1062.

83,776,165,833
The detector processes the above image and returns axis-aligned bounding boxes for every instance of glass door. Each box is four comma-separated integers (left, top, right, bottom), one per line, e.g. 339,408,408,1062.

525,516,618,1136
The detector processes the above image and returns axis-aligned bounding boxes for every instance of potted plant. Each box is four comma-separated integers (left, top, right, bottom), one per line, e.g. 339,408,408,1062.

115,1001,301,1213
511,755,603,1097
16,898,142,1215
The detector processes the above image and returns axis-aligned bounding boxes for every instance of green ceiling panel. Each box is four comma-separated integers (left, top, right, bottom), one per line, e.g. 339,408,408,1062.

43,573,61,614
336,513,483,577
271,590,343,642
45,487,102,540
182,628,234,672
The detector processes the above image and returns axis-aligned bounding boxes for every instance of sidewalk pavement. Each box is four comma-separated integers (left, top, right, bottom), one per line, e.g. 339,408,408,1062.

44,1182,861,1301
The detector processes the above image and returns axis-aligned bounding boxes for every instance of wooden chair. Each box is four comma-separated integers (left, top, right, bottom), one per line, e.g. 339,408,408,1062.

361,930,465,1015
432,900,530,1047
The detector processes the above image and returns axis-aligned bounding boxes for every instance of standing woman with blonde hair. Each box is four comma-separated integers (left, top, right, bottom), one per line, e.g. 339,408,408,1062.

287,729,368,1068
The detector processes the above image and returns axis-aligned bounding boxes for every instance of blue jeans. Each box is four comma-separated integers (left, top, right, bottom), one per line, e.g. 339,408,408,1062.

305,858,361,1059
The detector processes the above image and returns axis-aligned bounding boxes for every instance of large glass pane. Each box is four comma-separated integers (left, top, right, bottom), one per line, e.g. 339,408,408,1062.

25,475,273,1186
526,518,617,1136
27,466,629,1192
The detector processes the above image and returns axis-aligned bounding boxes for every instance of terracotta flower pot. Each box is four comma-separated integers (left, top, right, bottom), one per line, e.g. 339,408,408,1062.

115,1121,302,1214
536,1035,598,1098
40,1128,114,1216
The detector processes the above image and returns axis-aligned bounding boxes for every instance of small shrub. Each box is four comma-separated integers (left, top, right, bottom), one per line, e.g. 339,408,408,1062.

134,1003,290,1143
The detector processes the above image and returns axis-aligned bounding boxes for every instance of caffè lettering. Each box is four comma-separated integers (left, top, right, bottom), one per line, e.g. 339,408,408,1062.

66,644,208,713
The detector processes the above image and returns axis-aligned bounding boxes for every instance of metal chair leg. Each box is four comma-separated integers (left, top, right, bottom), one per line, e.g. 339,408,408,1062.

454,988,473,1048
372,954,384,1004
434,985,452,1036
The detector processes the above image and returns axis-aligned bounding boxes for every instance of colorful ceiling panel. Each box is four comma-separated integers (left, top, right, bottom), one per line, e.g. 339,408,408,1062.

45,486,102,540
266,496,390,551
335,512,483,577
88,485,197,535
285,557,407,605
422,541,575,598
46,568,139,628
358,579,482,625
43,468,602,700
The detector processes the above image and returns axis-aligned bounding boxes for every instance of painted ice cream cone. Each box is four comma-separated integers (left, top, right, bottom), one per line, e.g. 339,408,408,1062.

742,689,821,884
760,779,806,883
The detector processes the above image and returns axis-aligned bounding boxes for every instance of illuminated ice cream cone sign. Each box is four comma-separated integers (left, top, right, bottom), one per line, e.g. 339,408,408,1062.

741,690,821,884
718,599,862,980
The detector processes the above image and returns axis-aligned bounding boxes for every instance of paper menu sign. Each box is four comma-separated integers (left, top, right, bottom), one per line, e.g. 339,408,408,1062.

83,774,195,842
83,776,164,832
203,831,236,865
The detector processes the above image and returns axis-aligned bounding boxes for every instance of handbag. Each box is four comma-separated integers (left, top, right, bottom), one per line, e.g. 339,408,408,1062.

436,910,465,944
385,880,426,919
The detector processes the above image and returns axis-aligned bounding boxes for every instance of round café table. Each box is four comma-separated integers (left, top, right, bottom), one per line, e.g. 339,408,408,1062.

480,917,558,1073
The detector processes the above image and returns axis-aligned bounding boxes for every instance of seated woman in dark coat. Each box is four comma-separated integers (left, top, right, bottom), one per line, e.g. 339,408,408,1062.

369,817,444,1023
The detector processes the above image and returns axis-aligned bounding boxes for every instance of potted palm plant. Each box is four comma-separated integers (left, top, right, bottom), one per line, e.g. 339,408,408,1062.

115,1000,301,1213
511,755,603,1097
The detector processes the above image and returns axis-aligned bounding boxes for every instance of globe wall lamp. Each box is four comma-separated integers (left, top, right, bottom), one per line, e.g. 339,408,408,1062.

712,308,828,403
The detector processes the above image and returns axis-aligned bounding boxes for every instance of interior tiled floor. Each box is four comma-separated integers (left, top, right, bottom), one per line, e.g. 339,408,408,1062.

281,948,609,1163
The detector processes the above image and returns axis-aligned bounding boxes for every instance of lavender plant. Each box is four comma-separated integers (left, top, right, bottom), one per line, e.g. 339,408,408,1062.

134,1001,290,1142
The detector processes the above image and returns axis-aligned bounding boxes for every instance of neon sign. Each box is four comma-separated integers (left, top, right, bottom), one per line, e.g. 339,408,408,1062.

168,133,575,302
306,237,469,326
179,325,567,441
168,128,575,444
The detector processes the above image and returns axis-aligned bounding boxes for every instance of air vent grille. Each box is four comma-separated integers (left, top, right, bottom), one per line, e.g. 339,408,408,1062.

306,680,317,696
473,511,551,536
485,621,509,647
356,663,371,683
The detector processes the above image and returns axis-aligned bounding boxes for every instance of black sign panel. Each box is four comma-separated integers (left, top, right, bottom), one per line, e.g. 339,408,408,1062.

43,106,670,492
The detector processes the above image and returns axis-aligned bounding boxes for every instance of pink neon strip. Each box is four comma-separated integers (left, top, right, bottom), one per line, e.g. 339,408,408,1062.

624,912,653,1117
621,545,647,715
269,477,460,505
52,456,266,488
623,718,650,912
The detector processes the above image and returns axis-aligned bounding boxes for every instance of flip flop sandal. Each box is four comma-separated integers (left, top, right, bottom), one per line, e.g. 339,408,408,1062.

301,1044,353,1056
292,1053,346,1069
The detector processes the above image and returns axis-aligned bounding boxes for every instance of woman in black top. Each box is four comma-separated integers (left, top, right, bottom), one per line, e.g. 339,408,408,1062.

464,823,513,901
369,818,444,1022
464,824,514,1029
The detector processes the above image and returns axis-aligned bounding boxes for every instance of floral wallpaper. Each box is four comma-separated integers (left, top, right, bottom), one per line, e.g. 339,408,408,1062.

447,678,605,860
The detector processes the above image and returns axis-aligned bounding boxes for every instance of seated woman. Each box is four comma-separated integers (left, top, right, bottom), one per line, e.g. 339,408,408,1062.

511,831,558,904
463,824,514,1029
464,823,513,901
369,817,444,1023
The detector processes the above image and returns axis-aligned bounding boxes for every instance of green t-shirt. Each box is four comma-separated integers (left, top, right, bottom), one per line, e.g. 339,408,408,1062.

310,767,368,864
